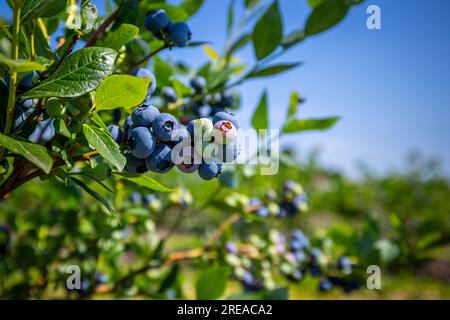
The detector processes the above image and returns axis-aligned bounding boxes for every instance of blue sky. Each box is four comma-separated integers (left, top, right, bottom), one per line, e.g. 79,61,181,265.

1,0,449,176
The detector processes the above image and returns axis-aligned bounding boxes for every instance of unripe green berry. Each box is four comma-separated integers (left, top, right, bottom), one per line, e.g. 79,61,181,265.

45,98,66,117
93,163,112,181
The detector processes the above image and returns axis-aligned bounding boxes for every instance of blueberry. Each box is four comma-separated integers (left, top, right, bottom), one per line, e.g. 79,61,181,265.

195,105,212,118
198,161,222,180
152,113,179,142
220,90,234,107
129,127,156,159
174,147,199,173
144,9,170,33
256,206,269,218
217,141,240,163
129,192,142,204
208,93,222,107
29,118,55,143
162,87,178,103
131,104,160,128
309,265,321,276
225,241,238,254
132,69,157,97
187,118,213,139
123,115,133,138
337,256,353,271
125,153,148,174
45,97,66,117
279,201,297,217
113,109,122,124
319,278,333,292
17,72,34,91
294,250,306,262
145,144,174,173
14,104,32,130
21,99,35,109
290,270,303,282
190,76,206,93
291,229,310,250
170,22,192,47
153,20,173,40
212,120,237,145
108,125,124,144
143,194,156,206
212,111,239,129
93,163,112,181
310,248,322,263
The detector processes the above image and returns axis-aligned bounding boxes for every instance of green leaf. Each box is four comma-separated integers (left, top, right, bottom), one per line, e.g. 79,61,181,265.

245,0,260,8
246,62,302,79
21,0,68,24
307,0,323,8
227,0,235,35
0,133,53,174
112,0,139,30
154,56,174,88
21,47,117,99
180,0,205,17
114,172,174,192
96,75,149,110
70,177,114,215
252,0,283,60
158,264,179,293
90,112,109,132
287,91,300,117
305,0,349,36
283,117,339,133
252,90,268,131
260,287,289,300
82,124,126,171
97,23,139,51
54,119,74,139
0,53,46,73
196,267,230,300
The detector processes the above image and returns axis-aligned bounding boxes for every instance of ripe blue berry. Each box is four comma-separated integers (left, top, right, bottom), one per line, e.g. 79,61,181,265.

145,144,174,173
129,192,142,204
212,120,237,145
144,9,170,33
129,127,156,159
108,125,124,144
319,278,333,292
113,109,122,124
225,241,238,254
221,90,234,107
174,147,199,173
123,115,133,138
190,76,206,93
170,22,192,47
14,104,32,130
132,69,157,97
131,104,160,128
143,194,156,206
256,206,269,218
217,141,240,163
212,111,239,129
152,113,179,142
162,86,178,103
198,161,222,180
337,256,352,271
21,99,35,109
29,118,55,143
219,171,238,188
291,229,310,250
125,153,148,174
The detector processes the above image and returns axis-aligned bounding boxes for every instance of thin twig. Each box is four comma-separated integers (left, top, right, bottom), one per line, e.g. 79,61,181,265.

127,44,169,74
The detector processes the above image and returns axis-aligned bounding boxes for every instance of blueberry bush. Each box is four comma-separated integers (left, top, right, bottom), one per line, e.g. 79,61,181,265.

0,0,385,299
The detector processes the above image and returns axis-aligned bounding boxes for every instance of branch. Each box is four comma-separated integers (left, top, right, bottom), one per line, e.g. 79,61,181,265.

127,44,169,74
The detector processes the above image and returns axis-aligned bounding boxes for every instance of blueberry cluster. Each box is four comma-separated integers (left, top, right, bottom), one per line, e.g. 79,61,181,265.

223,228,360,294
108,103,240,180
231,180,308,218
185,76,237,120
144,9,192,47
127,188,192,211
